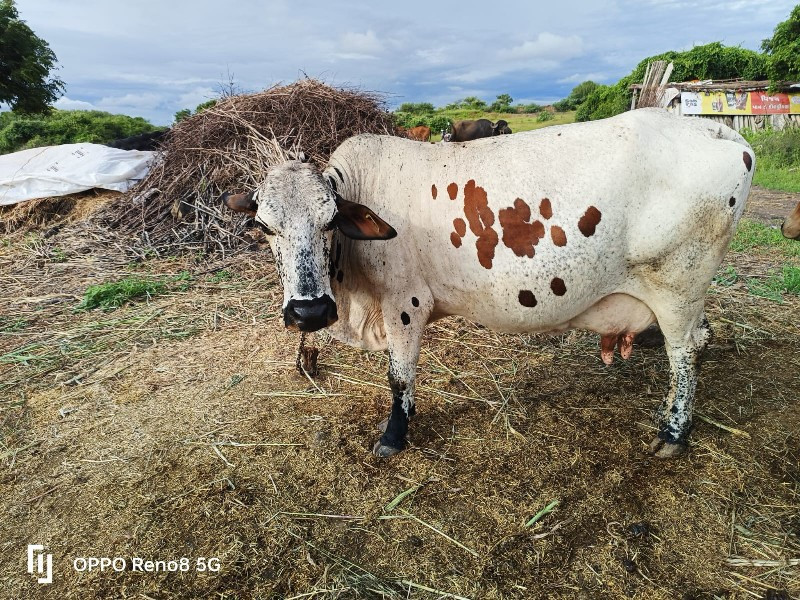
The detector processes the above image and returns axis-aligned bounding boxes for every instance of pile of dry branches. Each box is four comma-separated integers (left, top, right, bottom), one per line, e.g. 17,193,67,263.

101,79,395,254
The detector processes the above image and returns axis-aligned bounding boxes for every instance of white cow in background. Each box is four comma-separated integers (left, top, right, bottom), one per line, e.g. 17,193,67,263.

222,108,754,460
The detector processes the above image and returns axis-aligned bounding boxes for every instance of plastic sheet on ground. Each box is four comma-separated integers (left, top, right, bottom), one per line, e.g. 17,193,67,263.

0,143,154,206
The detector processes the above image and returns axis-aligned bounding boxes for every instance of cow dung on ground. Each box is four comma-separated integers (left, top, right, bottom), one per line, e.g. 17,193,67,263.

0,187,798,598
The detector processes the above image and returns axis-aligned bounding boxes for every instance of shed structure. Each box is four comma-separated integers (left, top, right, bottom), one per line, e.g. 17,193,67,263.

631,79,800,131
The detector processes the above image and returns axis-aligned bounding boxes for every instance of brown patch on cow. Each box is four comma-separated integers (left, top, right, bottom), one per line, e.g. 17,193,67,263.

431,184,438,199
551,225,567,247
540,198,552,219
450,232,462,248
453,218,467,237
498,198,545,258
578,206,602,237
447,183,458,200
743,151,752,172
518,290,537,307
618,333,635,360
550,277,566,296
463,179,498,269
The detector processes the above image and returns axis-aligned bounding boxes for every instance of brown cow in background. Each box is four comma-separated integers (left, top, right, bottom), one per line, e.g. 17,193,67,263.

782,201,800,240
406,125,431,142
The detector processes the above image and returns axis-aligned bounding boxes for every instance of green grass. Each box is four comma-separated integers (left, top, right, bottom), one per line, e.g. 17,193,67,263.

77,272,193,311
713,263,800,302
748,265,800,303
730,219,800,258
430,111,576,141
741,128,800,193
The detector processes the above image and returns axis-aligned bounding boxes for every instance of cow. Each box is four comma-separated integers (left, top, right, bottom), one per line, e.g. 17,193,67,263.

449,119,512,142
406,125,431,142
221,108,754,461
781,201,800,240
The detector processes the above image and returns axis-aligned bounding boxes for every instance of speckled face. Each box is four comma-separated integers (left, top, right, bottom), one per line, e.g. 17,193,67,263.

252,162,338,310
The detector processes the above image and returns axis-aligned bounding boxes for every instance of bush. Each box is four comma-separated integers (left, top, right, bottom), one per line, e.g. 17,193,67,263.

552,98,574,112
575,84,630,122
0,109,164,154
398,102,434,114
536,111,553,122
516,103,542,113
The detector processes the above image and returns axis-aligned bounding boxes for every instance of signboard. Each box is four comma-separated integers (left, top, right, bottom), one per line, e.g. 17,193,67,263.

680,91,800,115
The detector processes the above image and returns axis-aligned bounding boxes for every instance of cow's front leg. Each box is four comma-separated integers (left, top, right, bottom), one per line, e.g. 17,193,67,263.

650,314,711,458
373,295,430,458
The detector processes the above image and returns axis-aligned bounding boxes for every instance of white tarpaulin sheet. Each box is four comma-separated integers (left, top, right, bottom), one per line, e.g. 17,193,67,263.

0,143,154,206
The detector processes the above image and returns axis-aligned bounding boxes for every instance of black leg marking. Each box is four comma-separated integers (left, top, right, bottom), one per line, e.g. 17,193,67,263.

377,373,410,454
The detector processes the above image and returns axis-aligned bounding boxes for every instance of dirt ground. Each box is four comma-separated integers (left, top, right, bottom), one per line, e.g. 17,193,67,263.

0,187,798,599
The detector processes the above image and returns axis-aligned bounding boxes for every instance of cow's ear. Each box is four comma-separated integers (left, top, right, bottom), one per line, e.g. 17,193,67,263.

220,191,257,216
333,193,397,240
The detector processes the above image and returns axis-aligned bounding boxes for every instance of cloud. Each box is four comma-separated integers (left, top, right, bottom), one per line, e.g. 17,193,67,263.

500,32,584,62
54,96,97,110
96,93,165,111
337,30,383,59
557,72,609,84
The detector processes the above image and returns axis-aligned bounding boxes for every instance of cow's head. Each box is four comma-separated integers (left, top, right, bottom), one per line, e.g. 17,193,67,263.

221,161,396,332
781,201,800,240
492,120,512,135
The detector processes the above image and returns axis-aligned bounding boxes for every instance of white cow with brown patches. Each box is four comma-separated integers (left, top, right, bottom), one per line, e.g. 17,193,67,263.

222,108,754,459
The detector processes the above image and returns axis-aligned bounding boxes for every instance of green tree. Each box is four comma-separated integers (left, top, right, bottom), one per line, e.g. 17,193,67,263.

489,93,513,112
398,102,434,113
761,4,800,82
568,80,599,106
577,42,769,121
0,0,64,112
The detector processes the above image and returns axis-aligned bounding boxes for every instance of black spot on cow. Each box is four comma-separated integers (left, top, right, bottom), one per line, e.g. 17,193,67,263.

401,312,411,325
742,151,752,172
518,290,537,307
550,277,566,296
411,297,419,307
328,177,337,191
336,270,344,283
729,197,736,207
333,167,344,181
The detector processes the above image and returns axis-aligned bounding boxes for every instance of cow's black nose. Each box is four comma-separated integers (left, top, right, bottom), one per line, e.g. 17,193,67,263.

284,295,338,332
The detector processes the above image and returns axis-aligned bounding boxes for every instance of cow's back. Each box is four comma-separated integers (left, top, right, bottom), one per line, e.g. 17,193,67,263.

326,109,753,331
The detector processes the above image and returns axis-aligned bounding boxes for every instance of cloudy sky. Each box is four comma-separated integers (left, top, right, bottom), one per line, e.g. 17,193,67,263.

13,0,798,125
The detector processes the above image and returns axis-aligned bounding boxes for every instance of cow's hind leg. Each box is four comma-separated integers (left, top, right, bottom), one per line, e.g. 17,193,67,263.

649,307,711,458
372,293,431,458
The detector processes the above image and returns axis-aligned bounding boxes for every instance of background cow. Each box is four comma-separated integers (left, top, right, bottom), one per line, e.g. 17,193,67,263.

223,109,754,462
781,201,800,239
406,125,431,142
449,118,512,142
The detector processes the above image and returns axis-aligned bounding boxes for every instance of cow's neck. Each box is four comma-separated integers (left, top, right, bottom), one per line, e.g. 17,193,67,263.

327,231,388,351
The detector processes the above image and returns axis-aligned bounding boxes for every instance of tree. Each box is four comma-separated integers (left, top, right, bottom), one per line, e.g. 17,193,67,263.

568,81,598,106
489,93,513,112
761,4,800,83
0,0,64,113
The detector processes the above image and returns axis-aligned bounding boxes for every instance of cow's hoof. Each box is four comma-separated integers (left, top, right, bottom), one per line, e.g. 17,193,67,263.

377,418,389,434
372,441,402,458
649,437,688,459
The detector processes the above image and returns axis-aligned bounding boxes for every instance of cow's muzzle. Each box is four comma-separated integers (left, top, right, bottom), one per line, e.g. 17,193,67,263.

781,220,800,240
284,295,338,332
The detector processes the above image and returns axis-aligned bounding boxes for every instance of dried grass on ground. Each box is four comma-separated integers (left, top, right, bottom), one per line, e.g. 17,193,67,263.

0,188,798,599
98,79,395,255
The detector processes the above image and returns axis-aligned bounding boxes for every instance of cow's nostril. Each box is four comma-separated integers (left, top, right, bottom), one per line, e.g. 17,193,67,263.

284,295,338,332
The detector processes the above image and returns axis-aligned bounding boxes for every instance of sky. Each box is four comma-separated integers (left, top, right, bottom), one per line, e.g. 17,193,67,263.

12,0,799,126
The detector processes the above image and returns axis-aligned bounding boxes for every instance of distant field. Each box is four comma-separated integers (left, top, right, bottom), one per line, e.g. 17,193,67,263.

430,111,577,141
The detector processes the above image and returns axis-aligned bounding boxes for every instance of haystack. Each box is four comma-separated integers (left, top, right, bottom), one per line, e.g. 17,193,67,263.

102,79,395,253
